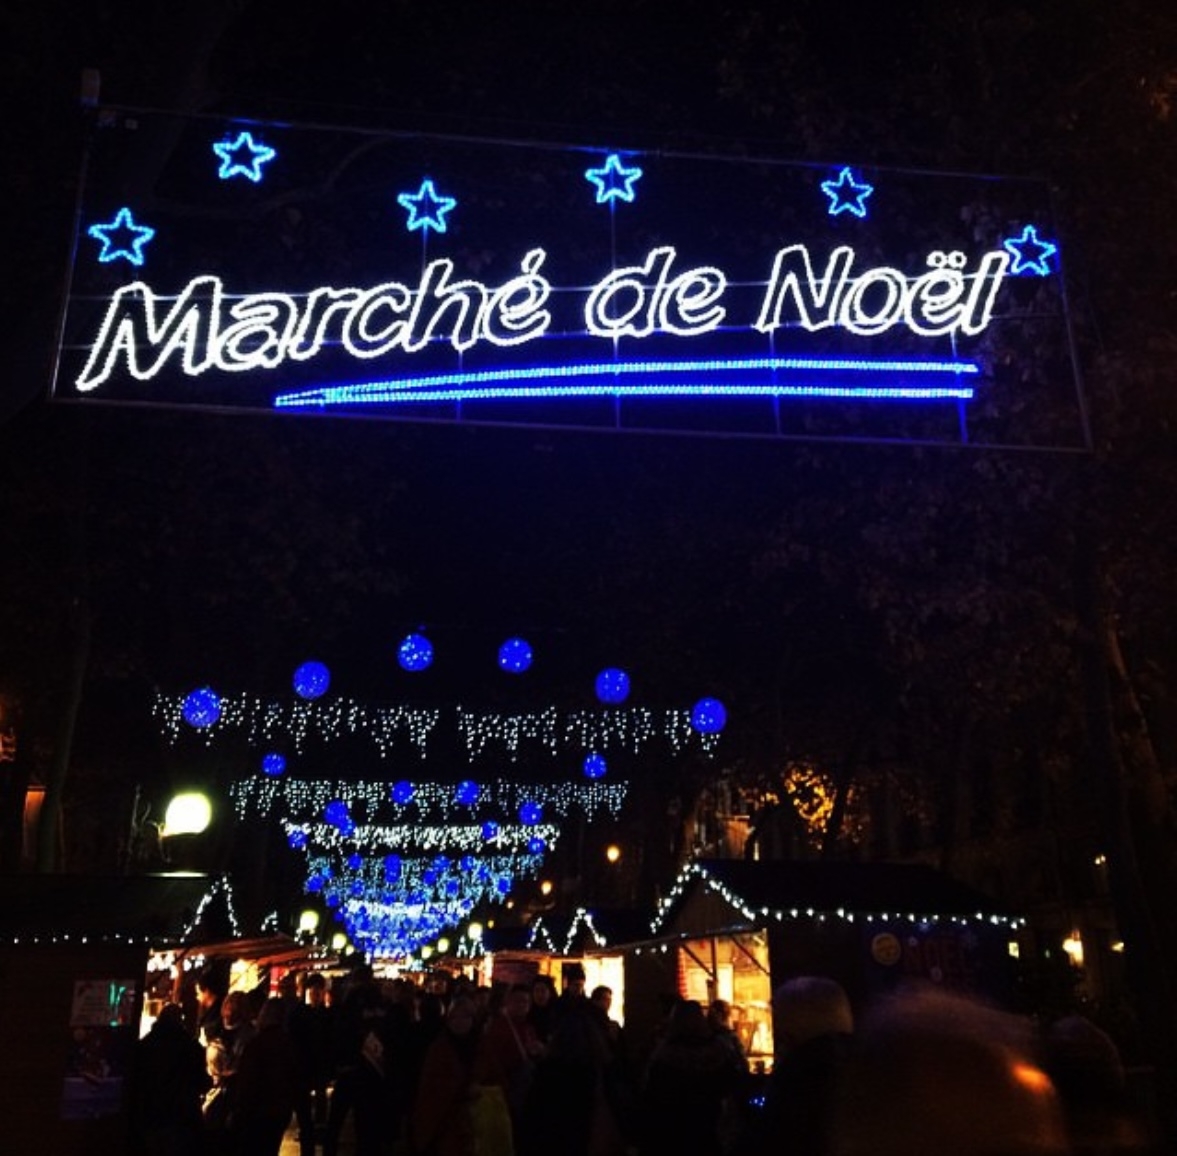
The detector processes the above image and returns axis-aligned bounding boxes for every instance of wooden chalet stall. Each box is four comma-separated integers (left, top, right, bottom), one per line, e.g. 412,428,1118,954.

486,907,651,1022
631,858,1023,1072
0,873,225,1154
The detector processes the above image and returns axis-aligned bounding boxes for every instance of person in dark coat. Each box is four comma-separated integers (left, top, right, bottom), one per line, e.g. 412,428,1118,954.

747,976,854,1156
639,999,744,1156
231,997,302,1156
129,1003,210,1156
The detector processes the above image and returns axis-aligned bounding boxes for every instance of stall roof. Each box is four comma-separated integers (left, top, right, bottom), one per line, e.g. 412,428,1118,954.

651,858,1017,937
0,872,235,946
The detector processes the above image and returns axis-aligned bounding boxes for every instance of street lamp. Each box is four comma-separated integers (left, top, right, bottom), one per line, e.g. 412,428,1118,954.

162,791,212,837
158,791,213,871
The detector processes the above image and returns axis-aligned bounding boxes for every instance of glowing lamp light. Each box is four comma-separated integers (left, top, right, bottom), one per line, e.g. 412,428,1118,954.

468,921,484,941
690,697,727,735
182,686,222,728
261,752,286,777
498,637,533,673
583,752,608,780
606,844,622,864
519,800,543,826
293,660,331,700
595,668,631,705
436,937,451,954
398,632,434,672
162,792,212,837
1062,931,1084,968
298,909,320,935
331,932,349,952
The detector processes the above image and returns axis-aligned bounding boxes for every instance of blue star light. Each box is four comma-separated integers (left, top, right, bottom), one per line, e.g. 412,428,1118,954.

821,167,874,218
212,131,277,182
87,207,156,266
397,179,458,234
1002,225,1058,276
585,153,644,204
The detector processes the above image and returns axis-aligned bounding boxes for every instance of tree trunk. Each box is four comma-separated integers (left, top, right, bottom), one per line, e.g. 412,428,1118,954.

1075,493,1177,1146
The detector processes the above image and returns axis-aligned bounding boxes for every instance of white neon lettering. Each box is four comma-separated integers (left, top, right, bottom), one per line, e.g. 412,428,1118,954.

400,259,487,353
755,245,1008,338
482,249,551,346
215,293,299,372
585,247,727,338
76,276,220,391
343,282,412,358
840,266,908,336
74,245,1008,394
287,287,364,360
755,245,854,333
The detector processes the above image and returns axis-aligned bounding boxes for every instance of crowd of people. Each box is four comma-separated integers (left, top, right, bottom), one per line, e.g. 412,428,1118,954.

128,961,1161,1156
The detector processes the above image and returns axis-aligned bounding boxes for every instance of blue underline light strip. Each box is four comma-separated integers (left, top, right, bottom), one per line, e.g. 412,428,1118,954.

274,356,978,410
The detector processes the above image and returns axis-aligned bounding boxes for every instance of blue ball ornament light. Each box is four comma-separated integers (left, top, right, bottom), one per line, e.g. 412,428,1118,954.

454,780,480,807
324,799,350,827
288,829,308,850
182,686,222,728
293,660,331,700
397,632,434,672
519,800,543,826
583,752,608,780
690,697,728,735
481,820,500,841
527,836,546,854
391,780,415,806
498,637,533,673
595,667,631,705
261,752,286,777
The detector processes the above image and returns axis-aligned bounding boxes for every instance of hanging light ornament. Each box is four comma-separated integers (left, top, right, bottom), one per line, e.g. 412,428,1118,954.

398,632,434,672
497,637,533,674
690,697,728,735
293,660,331,700
182,686,222,728
595,668,631,705
583,752,607,780
261,752,287,777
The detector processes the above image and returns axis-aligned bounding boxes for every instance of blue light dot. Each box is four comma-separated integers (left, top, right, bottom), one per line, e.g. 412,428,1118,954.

324,800,350,827
391,780,415,805
498,637,533,673
595,668,630,705
307,874,325,892
346,853,363,870
455,780,479,807
481,820,500,841
690,697,728,734
261,752,286,777
583,752,608,780
288,830,308,850
519,800,543,826
398,632,434,672
527,836,546,854
182,687,222,728
384,854,402,879
293,660,331,700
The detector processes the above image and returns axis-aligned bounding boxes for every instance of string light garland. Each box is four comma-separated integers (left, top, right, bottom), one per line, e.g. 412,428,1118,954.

231,777,628,823
158,693,717,759
649,860,1027,937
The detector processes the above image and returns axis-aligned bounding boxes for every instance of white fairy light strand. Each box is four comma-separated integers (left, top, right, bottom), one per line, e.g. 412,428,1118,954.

155,692,717,760
231,777,628,823
648,860,1028,937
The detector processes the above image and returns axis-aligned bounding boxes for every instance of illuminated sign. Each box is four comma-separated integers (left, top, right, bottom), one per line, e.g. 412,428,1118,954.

54,110,1085,448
